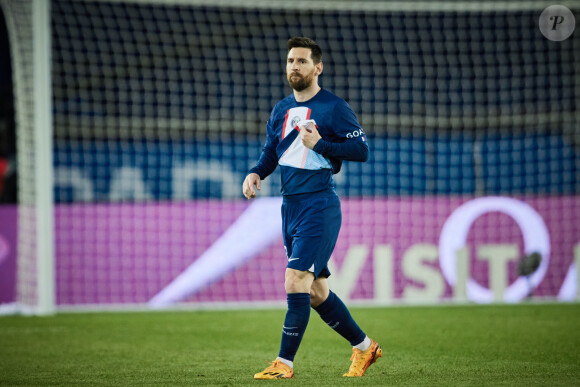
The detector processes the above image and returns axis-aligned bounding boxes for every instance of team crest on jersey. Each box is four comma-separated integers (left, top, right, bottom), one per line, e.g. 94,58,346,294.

291,116,301,129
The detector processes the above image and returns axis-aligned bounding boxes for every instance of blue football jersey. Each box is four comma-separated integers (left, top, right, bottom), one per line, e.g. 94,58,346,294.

249,88,369,196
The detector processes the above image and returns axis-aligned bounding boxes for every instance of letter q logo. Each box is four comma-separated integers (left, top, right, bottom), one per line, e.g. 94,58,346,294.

439,197,550,303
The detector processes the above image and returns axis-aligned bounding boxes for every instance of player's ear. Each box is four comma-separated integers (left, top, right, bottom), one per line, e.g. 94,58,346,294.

316,62,323,76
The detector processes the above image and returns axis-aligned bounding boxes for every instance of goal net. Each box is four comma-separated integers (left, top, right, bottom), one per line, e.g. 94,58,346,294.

1,0,578,312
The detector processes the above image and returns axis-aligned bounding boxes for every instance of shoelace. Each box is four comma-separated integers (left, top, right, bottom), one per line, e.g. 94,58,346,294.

348,349,366,372
265,360,287,371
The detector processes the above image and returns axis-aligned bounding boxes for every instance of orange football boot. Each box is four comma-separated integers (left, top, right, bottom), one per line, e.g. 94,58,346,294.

254,359,294,380
343,339,382,377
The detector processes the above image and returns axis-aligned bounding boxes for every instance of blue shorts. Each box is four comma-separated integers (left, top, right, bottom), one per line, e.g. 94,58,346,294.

281,190,341,279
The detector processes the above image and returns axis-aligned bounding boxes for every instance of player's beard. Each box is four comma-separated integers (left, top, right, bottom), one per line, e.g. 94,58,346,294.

287,71,315,92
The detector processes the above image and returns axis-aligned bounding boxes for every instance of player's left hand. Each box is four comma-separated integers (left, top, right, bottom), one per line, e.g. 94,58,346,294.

300,122,321,149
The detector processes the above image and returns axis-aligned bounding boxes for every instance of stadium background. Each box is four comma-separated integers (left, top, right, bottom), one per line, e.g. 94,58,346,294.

0,0,578,311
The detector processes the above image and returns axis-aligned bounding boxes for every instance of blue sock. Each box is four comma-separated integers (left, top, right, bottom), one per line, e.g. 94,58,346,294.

278,293,311,361
313,290,366,346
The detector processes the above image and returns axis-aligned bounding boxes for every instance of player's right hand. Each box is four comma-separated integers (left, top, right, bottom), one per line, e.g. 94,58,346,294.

243,173,261,199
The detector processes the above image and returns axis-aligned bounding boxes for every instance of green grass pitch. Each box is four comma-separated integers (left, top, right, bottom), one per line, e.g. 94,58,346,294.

0,303,579,386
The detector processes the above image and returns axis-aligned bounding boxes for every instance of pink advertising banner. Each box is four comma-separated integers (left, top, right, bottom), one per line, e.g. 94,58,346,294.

0,206,17,304
1,196,578,307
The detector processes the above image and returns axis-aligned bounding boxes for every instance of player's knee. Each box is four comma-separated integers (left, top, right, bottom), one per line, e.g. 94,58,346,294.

310,289,324,307
284,276,302,293
309,285,329,307
284,269,312,293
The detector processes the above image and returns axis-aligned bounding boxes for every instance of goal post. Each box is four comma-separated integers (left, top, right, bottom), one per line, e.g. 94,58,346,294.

0,0,54,315
32,0,55,316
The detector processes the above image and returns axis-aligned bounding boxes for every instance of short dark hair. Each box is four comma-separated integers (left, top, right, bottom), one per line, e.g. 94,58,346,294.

287,36,322,64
